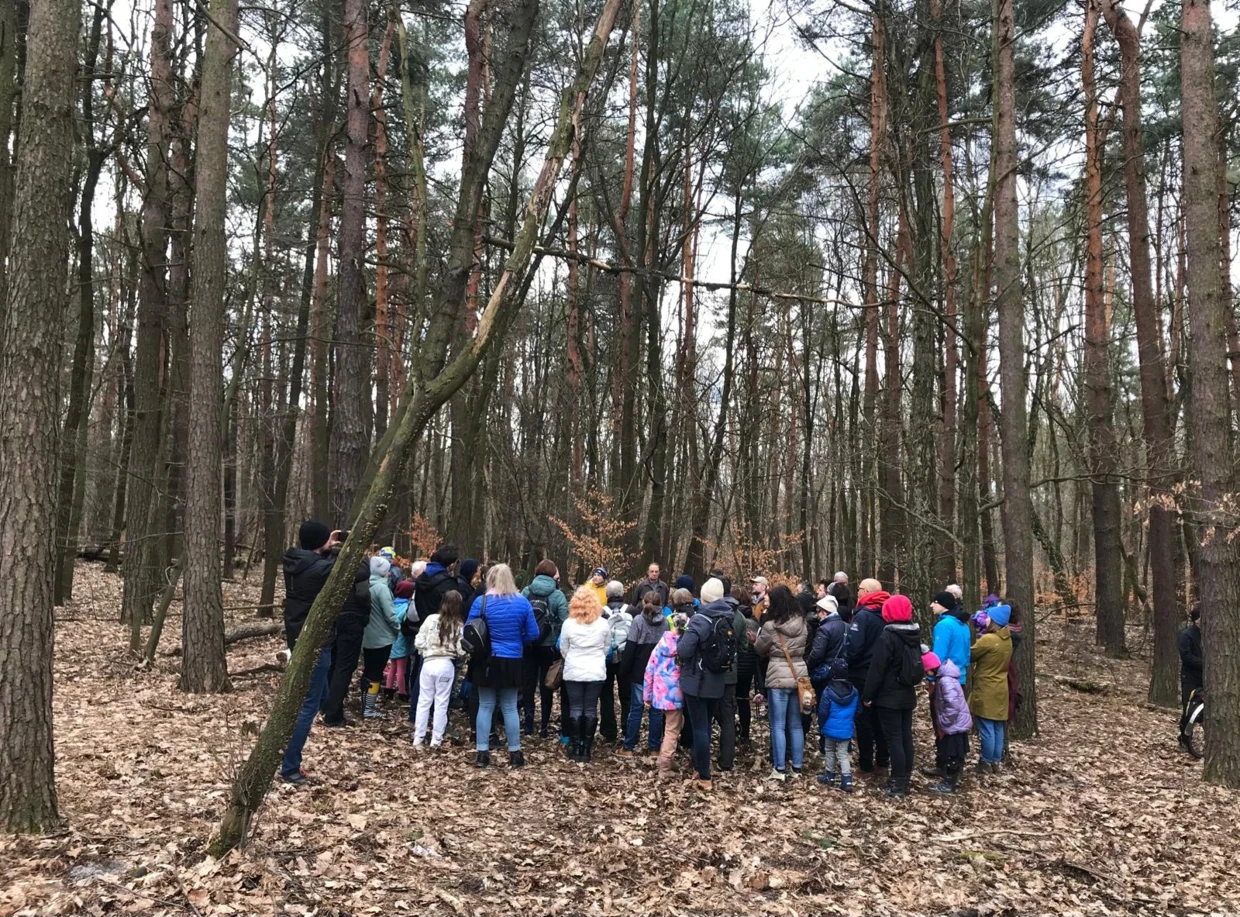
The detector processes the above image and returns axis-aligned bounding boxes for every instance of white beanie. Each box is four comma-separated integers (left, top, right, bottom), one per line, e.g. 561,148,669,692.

700,577,725,604
816,594,839,615
370,555,392,578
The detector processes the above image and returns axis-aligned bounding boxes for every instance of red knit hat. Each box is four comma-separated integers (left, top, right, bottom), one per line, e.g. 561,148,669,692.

881,594,913,623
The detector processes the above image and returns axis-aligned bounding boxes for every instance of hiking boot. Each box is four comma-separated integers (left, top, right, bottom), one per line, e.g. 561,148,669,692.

695,779,713,792
839,775,855,793
616,748,634,758
321,716,352,729
583,718,597,762
475,751,491,768
883,777,910,798
816,772,836,787
510,750,525,768
920,764,944,778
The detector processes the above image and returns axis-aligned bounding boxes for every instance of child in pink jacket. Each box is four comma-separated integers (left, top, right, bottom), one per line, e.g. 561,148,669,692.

644,613,688,778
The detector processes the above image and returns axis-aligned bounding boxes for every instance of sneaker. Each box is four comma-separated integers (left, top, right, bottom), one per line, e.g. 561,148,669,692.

920,764,944,778
816,772,836,787
275,649,292,666
281,768,317,786
769,768,787,783
927,779,957,795
840,775,855,793
695,779,713,792
510,750,525,768
475,751,491,768
616,749,634,758
321,717,351,729
791,768,803,779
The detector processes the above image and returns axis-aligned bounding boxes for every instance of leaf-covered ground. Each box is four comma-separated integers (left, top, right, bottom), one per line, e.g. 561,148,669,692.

1,563,1235,916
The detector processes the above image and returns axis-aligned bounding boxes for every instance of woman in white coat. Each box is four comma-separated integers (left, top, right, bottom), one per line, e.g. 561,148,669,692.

559,586,612,762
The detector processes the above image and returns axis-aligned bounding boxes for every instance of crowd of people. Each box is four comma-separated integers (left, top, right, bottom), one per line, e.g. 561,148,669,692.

277,521,1051,798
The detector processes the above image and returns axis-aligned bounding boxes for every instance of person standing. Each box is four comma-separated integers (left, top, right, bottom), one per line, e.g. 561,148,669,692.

930,591,972,685
319,540,373,729
279,521,341,784
560,587,611,761
733,586,759,745
968,603,1013,773
522,559,569,739
1178,607,1204,750
715,577,747,772
600,580,633,744
616,594,669,756
845,579,892,774
585,567,609,607
755,585,810,781
468,564,540,768
632,562,670,607
361,556,400,719
861,594,923,798
411,590,467,748
676,577,734,791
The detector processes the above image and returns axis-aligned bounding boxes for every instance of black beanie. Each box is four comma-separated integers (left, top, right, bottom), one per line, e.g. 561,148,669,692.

933,590,960,611
299,519,331,551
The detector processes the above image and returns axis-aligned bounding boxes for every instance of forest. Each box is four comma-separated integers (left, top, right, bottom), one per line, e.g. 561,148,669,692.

0,0,1239,910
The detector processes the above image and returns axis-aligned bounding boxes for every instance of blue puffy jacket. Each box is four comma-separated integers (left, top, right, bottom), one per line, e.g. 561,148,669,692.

817,678,859,741
932,608,972,685
466,593,539,659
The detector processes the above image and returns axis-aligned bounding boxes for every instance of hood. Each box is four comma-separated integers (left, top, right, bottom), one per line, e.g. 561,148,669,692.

886,622,922,646
655,630,680,658
825,679,856,704
416,565,452,593
527,574,559,597
881,595,913,623
772,614,807,638
698,597,734,619
942,606,970,624
283,546,323,576
939,659,963,681
857,590,891,611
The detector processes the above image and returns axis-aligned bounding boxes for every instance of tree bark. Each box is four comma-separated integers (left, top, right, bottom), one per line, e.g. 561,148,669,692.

0,0,78,834
1181,0,1240,788
328,0,371,522
210,0,620,854
992,0,1036,735
0,0,18,316
179,0,239,695
1082,0,1125,657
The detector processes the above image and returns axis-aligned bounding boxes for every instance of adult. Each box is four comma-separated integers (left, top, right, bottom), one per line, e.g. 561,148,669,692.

815,579,831,601
616,593,668,756
632,562,670,608
467,563,539,768
827,580,853,616
931,590,972,685
945,583,963,604
457,558,481,607
585,566,609,608
676,577,734,791
807,593,849,681
279,521,341,784
319,538,373,729
1178,607,1203,749
521,559,569,738
674,574,697,601
969,602,1013,773
715,578,748,772
362,556,400,719
599,580,634,744
750,575,770,619
732,586,759,745
845,578,891,773
861,594,923,798
796,582,818,618
755,585,809,781
561,587,611,761
833,571,849,587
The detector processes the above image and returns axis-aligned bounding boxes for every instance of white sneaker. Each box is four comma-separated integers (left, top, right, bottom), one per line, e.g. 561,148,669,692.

769,768,787,783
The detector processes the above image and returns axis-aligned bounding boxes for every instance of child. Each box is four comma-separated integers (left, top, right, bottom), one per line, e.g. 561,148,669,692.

922,651,971,793
385,580,415,700
412,590,467,748
815,660,859,792
644,612,689,778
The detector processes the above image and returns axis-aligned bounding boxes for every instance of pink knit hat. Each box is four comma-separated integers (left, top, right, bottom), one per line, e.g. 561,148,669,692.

921,651,941,672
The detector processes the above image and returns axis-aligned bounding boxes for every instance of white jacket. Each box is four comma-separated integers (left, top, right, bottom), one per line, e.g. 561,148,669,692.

414,614,466,660
560,616,610,683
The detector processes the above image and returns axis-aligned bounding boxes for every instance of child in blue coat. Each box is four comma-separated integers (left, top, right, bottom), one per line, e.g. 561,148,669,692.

816,660,860,792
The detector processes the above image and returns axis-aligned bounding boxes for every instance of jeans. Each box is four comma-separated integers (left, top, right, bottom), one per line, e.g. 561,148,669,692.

413,657,456,745
476,686,521,752
566,679,605,718
715,683,737,770
624,682,664,751
852,682,889,770
321,619,364,723
978,717,1005,763
683,693,718,780
823,737,851,777
876,706,914,783
282,646,332,778
768,688,804,772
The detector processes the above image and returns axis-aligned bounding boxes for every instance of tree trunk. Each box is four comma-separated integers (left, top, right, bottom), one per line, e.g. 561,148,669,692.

210,0,619,854
992,0,1036,735
179,0,239,695
1181,0,1240,788
0,0,78,834
1099,0,1179,702
0,0,19,314
328,0,371,522
1082,0,1125,657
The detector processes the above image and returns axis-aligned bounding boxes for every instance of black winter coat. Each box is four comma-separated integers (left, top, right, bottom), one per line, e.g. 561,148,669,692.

1179,623,1203,691
845,601,887,684
861,622,923,710
282,547,334,649
807,614,848,677
413,567,460,634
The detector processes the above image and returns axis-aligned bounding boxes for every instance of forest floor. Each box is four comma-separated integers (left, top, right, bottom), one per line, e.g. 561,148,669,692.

1,562,1235,916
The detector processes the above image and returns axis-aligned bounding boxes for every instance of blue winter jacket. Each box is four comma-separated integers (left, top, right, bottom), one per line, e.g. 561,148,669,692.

817,678,859,741
466,593,539,659
932,608,972,685
390,598,411,658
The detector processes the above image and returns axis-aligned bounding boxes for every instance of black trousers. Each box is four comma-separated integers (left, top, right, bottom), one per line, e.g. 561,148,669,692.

875,705,914,784
361,646,391,690
565,679,605,718
939,731,968,777
852,683,889,770
715,683,737,770
321,619,365,724
736,666,754,740
520,645,559,734
600,659,630,742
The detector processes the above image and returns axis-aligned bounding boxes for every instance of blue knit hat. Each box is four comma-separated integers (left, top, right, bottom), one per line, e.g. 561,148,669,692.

674,574,696,594
988,604,1012,628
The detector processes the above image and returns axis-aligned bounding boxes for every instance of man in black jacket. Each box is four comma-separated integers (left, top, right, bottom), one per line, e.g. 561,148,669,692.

1178,607,1203,748
845,579,891,774
280,520,341,784
319,534,374,728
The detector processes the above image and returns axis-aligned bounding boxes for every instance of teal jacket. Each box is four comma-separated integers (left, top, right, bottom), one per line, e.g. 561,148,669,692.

522,574,568,647
364,574,400,650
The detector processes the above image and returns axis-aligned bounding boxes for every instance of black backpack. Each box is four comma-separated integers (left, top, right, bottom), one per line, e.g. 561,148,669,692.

462,597,491,660
700,614,736,674
895,639,924,688
528,594,553,643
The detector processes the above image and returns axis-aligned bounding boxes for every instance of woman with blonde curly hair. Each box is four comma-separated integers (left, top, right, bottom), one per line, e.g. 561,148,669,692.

559,586,612,761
